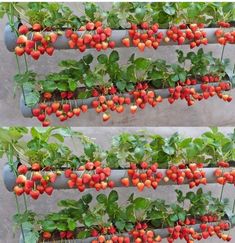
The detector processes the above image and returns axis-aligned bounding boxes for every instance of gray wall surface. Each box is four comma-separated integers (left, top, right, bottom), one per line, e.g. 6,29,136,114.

0,2,235,126
0,127,235,243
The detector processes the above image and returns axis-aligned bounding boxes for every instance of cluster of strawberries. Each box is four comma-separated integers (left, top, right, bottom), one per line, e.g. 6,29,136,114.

64,161,115,192
122,22,163,51
15,24,57,60
14,163,56,200
165,23,208,48
168,76,232,106
216,21,235,45
66,21,115,52
121,162,163,191
165,163,207,188
167,218,231,242
214,161,235,185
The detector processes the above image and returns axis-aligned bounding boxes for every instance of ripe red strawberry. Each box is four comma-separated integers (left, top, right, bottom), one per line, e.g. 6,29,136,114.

43,231,51,240
30,50,40,60
108,41,116,49
44,186,54,195
122,38,130,47
65,29,73,38
16,35,27,45
37,113,46,122
73,108,81,116
32,108,40,117
30,190,40,200
32,23,42,31
31,163,40,171
45,46,54,56
18,25,29,35
138,43,145,51
18,165,28,174
81,104,88,112
121,177,129,186
15,46,25,56
16,175,27,184
51,102,60,112
86,22,95,30
62,103,70,113
14,186,24,196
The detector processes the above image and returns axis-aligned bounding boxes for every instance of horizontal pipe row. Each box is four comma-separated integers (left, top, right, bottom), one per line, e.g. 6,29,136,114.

4,24,233,52
3,163,234,192
20,81,231,118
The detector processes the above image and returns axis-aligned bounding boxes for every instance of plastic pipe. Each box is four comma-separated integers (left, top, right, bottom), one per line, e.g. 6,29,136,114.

4,23,232,52
20,81,231,118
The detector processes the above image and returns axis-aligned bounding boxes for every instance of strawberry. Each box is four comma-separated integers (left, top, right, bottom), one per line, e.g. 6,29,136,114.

18,25,29,35
86,22,95,30
122,38,130,47
31,163,41,171
44,186,54,195
17,165,28,174
14,186,24,196
45,46,54,56
103,113,111,122
30,50,40,60
138,43,145,51
30,190,40,200
32,23,41,31
15,46,25,56
137,182,145,191
33,32,43,42
37,113,46,122
73,107,81,116
62,103,70,113
16,175,27,184
81,104,88,112
108,41,116,49
130,104,137,114
121,177,129,187
51,102,60,112
49,32,58,43
32,108,40,117
16,35,27,45
43,232,51,240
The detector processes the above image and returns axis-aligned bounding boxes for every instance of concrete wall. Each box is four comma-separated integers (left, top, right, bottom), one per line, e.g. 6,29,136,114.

0,2,235,126
0,127,235,243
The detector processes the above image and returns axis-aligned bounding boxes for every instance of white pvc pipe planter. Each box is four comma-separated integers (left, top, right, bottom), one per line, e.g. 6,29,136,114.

3,163,234,192
20,81,231,118
4,23,234,52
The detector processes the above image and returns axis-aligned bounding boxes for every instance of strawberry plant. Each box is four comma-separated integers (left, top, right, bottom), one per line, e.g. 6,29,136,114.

13,48,233,125
11,189,234,242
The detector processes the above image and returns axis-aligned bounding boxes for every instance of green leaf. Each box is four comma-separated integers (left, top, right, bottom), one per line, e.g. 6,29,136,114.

108,190,118,203
109,51,119,63
96,194,107,204
162,144,174,155
77,230,91,239
97,54,108,64
57,82,68,91
134,58,151,70
163,3,176,15
68,79,77,91
116,81,126,91
133,198,150,210
115,219,125,231
77,90,91,99
83,54,93,64
82,194,92,204
84,214,96,227
42,220,57,232
169,214,178,222
67,218,77,231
